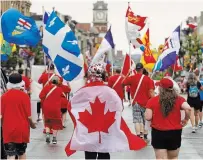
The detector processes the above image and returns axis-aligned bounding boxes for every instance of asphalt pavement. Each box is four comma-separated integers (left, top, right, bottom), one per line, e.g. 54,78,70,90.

27,96,203,159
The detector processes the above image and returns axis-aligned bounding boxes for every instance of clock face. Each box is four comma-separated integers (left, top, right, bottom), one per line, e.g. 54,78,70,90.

96,11,105,20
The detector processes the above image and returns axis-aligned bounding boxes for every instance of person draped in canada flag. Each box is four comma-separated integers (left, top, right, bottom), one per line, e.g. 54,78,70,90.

65,63,146,159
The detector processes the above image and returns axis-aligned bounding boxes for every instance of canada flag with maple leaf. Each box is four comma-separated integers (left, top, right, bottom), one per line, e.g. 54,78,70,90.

65,83,146,156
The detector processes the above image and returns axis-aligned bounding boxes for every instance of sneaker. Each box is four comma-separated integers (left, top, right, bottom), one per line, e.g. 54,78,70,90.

192,127,196,133
198,123,202,128
46,134,50,144
52,137,57,144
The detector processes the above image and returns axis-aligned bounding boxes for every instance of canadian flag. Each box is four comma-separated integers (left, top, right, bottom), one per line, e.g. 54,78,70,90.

121,54,135,77
65,83,146,156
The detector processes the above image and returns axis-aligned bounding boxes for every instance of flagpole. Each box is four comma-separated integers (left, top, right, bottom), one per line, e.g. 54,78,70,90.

111,46,115,76
129,42,132,75
42,6,47,72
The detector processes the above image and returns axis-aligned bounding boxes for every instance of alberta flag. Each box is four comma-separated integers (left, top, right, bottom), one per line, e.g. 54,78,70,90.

1,8,40,46
43,11,84,81
91,26,114,65
153,26,180,71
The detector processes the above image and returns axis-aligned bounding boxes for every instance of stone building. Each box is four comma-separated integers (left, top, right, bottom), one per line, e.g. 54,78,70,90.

1,0,32,16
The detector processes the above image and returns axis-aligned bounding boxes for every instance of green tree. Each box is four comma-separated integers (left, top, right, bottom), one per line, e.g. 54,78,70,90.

182,34,202,70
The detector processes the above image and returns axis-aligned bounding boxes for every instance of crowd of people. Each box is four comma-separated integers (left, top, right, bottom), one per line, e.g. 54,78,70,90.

1,61,203,159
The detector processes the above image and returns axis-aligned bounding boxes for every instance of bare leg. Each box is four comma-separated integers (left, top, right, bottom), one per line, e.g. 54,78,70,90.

194,109,200,127
135,123,141,136
190,107,195,127
199,111,203,122
53,130,58,137
19,153,26,159
7,156,15,160
46,127,50,133
140,123,144,134
167,148,180,160
52,130,58,144
62,113,66,127
154,149,168,159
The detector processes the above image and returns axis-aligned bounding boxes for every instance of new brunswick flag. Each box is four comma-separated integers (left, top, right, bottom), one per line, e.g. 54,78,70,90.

140,29,156,72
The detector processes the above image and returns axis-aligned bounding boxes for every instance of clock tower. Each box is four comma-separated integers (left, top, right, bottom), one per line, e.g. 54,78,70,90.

93,1,108,37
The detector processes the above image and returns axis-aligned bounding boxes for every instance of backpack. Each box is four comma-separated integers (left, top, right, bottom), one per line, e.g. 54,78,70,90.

188,85,199,98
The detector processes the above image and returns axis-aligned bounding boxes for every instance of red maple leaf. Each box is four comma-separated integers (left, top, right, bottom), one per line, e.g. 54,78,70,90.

78,96,116,143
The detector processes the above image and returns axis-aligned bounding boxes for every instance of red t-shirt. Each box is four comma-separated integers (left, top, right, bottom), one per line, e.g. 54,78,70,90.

38,72,63,87
60,84,71,109
22,75,31,91
123,73,155,106
146,96,185,131
39,84,63,119
108,75,124,100
1,89,31,143
126,86,130,92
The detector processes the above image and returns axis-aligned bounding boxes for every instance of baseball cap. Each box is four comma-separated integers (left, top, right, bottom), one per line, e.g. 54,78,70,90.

136,63,143,70
155,78,173,89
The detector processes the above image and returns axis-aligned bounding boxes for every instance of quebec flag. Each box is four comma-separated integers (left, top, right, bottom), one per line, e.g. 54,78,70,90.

153,26,180,71
1,8,40,46
43,11,84,81
91,26,115,65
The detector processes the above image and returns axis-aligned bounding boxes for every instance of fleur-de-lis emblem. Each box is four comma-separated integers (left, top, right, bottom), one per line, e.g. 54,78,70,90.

48,17,57,27
62,65,70,76
67,40,78,45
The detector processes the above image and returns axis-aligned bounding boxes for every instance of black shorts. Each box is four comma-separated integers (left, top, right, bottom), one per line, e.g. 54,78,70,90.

61,108,67,114
200,101,203,112
187,98,201,110
4,143,27,156
151,128,182,150
37,102,41,114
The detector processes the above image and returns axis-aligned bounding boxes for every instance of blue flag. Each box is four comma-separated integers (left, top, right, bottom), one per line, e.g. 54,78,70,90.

43,12,49,25
43,11,83,81
153,26,180,71
1,8,40,46
91,26,114,65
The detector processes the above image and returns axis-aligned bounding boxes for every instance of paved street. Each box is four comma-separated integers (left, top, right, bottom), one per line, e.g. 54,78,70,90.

27,98,203,159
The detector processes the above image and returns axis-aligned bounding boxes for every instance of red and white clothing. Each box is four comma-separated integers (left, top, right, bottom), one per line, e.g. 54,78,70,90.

22,75,31,92
1,89,31,143
126,86,130,92
38,72,63,87
60,84,71,109
146,96,185,130
108,75,124,100
39,84,64,130
123,73,155,106
65,81,146,156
